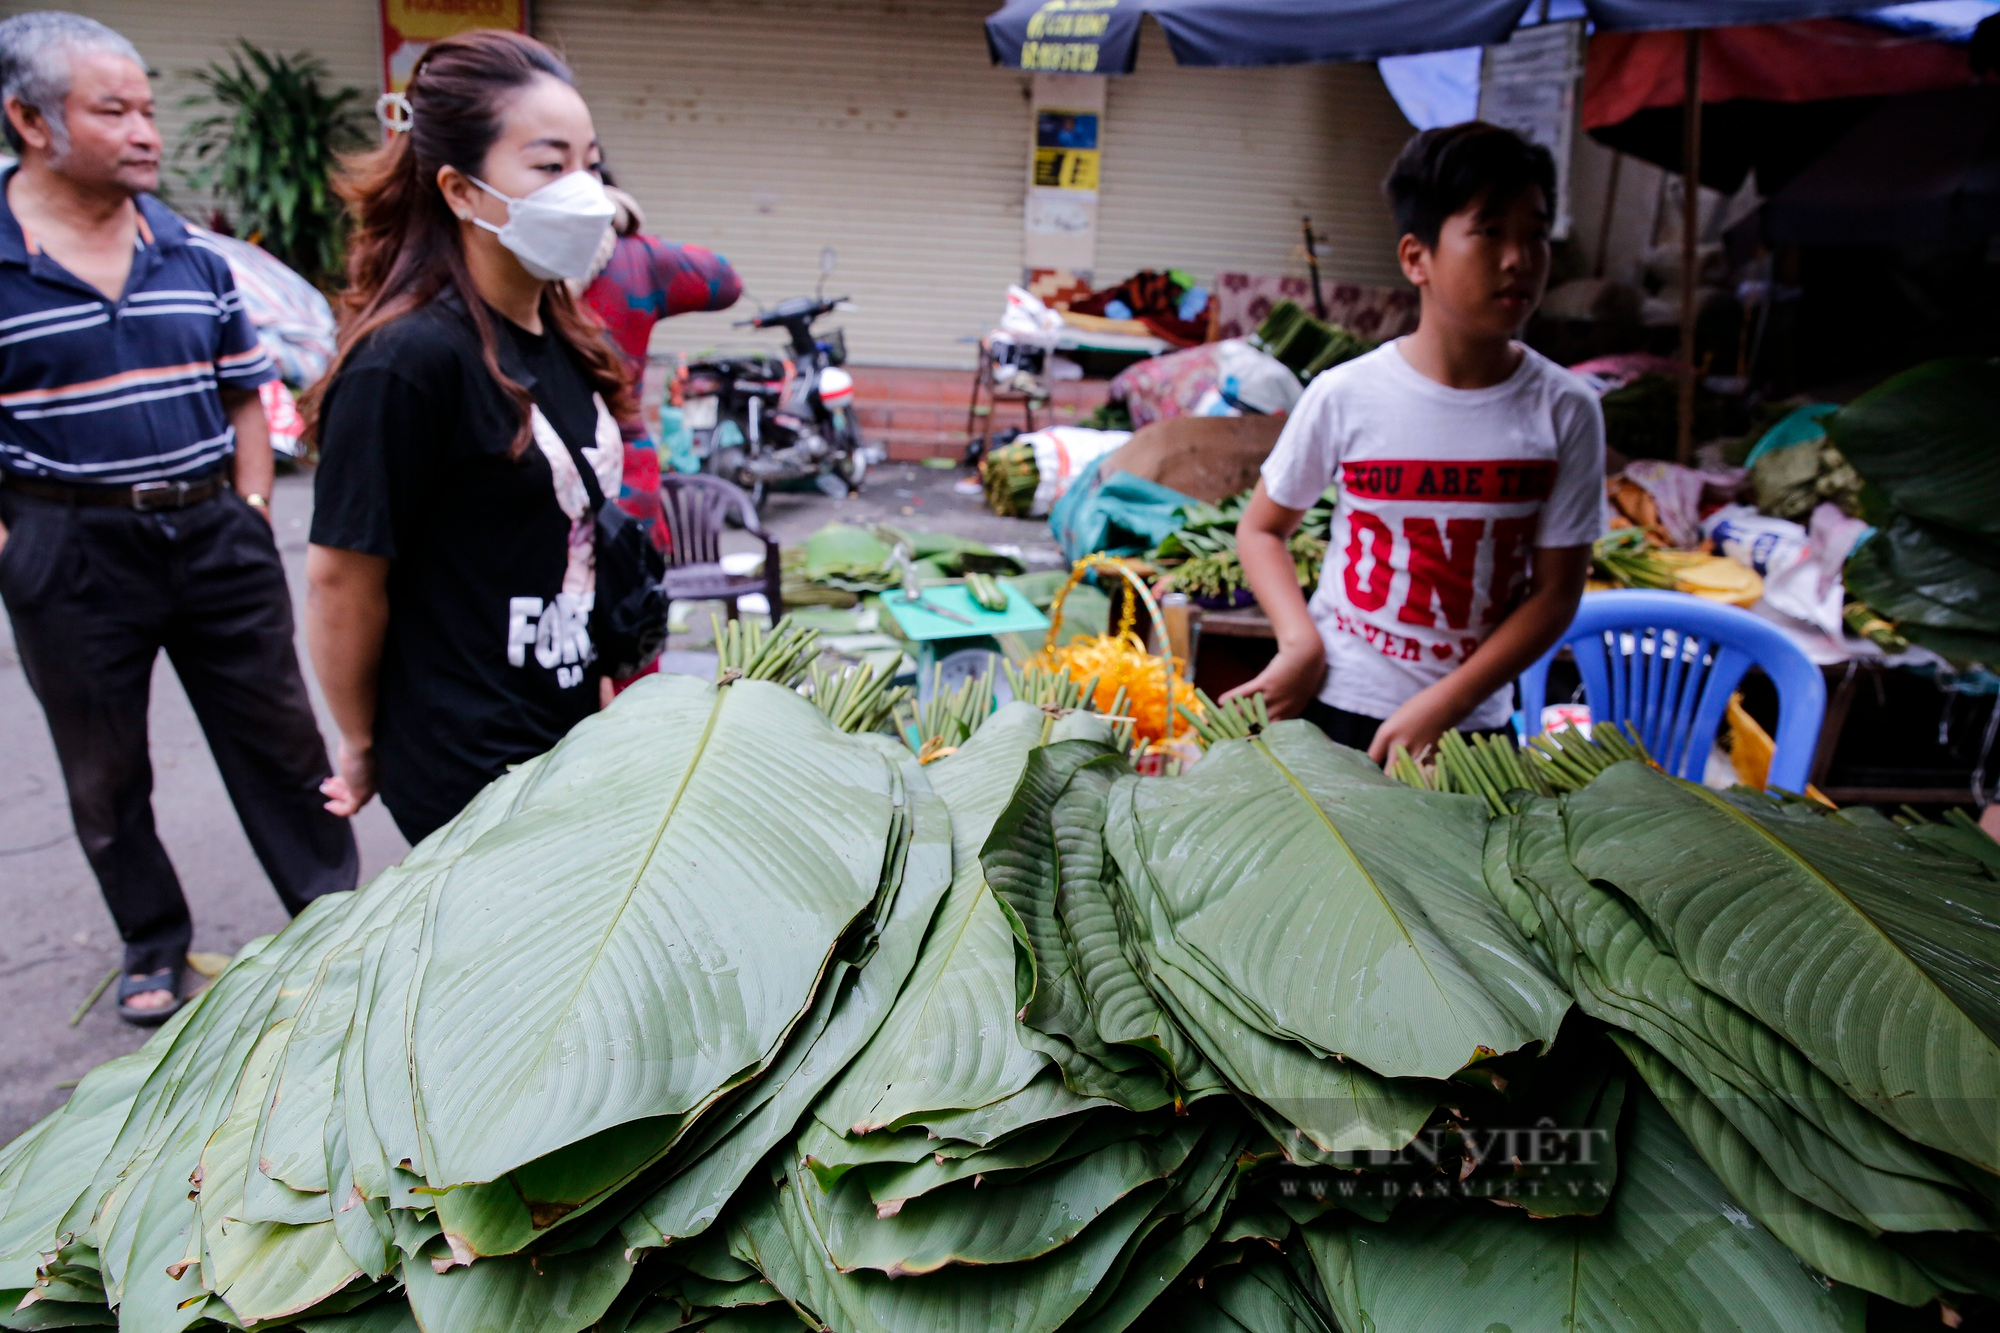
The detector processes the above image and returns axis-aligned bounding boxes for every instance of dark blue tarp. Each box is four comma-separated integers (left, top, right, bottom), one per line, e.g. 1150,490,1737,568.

1765,84,2000,245
987,0,1907,72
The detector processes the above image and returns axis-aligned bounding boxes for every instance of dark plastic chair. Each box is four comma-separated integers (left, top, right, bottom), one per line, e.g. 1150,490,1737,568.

1518,590,1827,792
658,473,782,626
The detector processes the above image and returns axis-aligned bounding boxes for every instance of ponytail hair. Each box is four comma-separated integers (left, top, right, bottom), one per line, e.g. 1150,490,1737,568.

303,29,632,455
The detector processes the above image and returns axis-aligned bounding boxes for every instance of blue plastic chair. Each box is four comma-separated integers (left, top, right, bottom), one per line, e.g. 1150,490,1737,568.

1518,590,1828,792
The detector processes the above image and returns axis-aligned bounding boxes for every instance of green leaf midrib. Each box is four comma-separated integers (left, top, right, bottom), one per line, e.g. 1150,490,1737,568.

525,685,733,1117
1681,782,1982,1042
1249,738,1460,1031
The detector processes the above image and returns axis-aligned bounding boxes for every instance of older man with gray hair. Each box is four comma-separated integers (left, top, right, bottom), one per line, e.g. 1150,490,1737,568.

0,12,355,1025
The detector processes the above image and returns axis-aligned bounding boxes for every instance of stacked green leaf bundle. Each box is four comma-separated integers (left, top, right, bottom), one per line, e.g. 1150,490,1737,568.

5,677,2000,1331
779,524,1025,609
980,721,1961,1331
0,672,955,1333
1148,487,1335,603
703,706,1262,1333
1490,769,2000,1310
1751,435,1864,522
1833,356,2000,666
985,441,1041,518
1249,301,1376,384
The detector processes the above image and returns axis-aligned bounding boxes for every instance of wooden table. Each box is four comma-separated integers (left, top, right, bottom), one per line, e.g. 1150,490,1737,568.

1189,605,1277,699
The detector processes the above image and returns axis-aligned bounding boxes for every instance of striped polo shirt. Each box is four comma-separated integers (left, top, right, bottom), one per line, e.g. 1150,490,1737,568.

0,166,276,487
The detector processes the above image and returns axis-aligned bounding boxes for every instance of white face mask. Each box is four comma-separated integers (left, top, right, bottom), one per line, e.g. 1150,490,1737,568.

467,170,616,282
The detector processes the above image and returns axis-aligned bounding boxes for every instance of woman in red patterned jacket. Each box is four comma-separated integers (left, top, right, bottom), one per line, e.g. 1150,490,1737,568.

580,163,741,545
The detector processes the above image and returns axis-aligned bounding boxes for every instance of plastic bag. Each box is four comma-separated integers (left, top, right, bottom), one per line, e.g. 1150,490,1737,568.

1704,505,1811,578
1022,426,1130,518
1212,339,1304,416
998,285,1063,349
1049,457,1195,564
1621,459,1746,548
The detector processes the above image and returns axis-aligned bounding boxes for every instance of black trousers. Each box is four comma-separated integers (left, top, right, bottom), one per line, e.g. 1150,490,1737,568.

0,487,357,975
1302,700,1515,753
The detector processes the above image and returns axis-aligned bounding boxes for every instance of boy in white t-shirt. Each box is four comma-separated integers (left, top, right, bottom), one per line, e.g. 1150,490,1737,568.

1229,122,1605,761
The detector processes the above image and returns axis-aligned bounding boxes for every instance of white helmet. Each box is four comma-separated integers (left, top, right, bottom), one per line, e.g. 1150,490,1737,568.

816,366,855,410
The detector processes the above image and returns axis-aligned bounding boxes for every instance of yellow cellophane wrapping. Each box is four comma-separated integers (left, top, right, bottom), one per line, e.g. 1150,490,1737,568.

1035,556,1201,746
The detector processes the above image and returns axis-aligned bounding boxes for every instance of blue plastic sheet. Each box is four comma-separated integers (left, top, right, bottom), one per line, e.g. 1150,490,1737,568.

1048,455,1196,564
1743,402,1841,466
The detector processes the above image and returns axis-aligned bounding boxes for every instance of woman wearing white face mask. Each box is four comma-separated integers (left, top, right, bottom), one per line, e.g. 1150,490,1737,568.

302,30,634,843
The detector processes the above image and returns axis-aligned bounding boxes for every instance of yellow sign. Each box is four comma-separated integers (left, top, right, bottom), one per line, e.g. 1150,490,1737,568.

381,0,528,93
1034,147,1100,192
1021,41,1102,72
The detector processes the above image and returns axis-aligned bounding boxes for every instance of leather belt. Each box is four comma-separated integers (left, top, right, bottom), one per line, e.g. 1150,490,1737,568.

2,474,226,511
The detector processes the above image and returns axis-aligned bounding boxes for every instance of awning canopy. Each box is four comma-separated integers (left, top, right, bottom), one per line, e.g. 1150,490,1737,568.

985,0,1908,73
1584,17,1977,191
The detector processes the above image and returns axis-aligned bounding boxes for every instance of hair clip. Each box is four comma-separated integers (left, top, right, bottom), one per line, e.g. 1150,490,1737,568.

376,92,414,135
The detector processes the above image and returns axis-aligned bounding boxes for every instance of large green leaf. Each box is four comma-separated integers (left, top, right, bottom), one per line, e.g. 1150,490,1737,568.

729,1151,1162,1333
1828,356,2000,539
815,1113,1207,1275
814,705,1105,1137
1843,511,2000,649
1063,1107,1255,1332
97,890,392,1330
1105,896,1435,1158
1299,1087,1866,1332
400,1231,634,1333
248,939,367,1201
434,741,934,1261
620,740,957,1249
411,676,895,1186
1562,764,2000,1171
1109,724,1567,1081
982,741,1197,1106
0,1051,158,1290
1613,1036,1940,1305
1506,799,1983,1238
321,1076,395,1282
71,756,548,1328
854,1108,1158,1214
193,1024,361,1325
297,1301,421,1332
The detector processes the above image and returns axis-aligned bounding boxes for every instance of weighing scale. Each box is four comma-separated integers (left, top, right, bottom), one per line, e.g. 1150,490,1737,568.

880,584,1050,701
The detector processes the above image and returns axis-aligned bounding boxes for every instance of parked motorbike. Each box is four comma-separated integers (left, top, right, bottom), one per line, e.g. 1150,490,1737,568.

674,248,868,507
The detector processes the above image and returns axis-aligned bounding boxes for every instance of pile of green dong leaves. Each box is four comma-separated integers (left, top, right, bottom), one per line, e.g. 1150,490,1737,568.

1833,355,2000,666
2,622,1997,1333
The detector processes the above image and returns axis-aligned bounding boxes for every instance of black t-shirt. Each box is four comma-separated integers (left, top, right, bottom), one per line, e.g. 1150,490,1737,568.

311,300,613,843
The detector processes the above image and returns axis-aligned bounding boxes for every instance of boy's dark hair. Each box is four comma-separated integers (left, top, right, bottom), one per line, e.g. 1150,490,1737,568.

1383,122,1557,248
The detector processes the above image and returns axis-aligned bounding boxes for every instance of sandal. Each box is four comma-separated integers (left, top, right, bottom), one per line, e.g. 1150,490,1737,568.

117,966,184,1027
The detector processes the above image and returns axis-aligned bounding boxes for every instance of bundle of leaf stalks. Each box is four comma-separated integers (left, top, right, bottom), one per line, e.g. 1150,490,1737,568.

1844,601,1909,653
897,662,997,762
1388,723,1654,815
1591,528,1677,590
5,626,1999,1332
1149,486,1335,603
1896,805,2000,871
1250,300,1378,383
983,439,1040,518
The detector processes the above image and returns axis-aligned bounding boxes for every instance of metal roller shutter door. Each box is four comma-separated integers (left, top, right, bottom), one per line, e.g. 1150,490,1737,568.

41,0,381,224
1096,22,1412,295
536,0,1028,369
